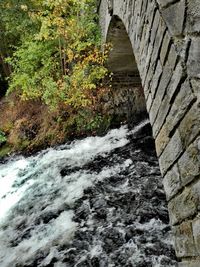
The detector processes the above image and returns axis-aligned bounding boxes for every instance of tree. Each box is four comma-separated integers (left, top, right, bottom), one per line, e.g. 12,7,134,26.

0,0,110,132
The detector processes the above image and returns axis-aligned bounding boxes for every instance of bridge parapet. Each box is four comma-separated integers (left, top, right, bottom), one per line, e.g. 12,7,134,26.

98,0,200,265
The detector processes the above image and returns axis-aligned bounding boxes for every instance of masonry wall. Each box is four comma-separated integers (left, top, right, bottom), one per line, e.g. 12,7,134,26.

98,0,200,265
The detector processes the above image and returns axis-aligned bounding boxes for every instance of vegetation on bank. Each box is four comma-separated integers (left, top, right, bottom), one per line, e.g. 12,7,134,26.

0,0,112,158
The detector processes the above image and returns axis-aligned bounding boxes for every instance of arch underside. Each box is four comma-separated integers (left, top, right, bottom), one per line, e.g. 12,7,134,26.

106,16,147,124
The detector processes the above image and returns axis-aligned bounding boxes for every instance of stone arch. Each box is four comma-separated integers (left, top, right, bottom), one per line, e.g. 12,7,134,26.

106,15,137,74
106,15,147,124
99,0,200,265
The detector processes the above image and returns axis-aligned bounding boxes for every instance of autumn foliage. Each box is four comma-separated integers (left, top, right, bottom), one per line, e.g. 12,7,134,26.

0,0,111,155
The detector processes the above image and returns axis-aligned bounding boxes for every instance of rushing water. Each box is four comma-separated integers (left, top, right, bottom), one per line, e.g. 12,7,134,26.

0,120,177,267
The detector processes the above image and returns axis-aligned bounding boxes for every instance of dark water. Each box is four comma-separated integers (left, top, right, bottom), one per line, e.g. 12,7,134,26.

0,120,177,267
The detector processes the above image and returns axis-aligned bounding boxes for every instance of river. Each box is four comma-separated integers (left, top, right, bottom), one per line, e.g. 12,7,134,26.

0,120,177,267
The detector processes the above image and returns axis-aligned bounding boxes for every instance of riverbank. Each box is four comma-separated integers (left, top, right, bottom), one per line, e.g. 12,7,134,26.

0,93,114,160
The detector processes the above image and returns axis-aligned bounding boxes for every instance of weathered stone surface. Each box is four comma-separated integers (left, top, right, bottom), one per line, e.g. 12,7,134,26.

159,130,183,175
149,62,172,125
179,102,200,149
157,0,176,8
167,43,178,71
146,92,153,113
154,79,194,139
139,2,156,76
161,0,185,36
186,0,200,34
155,124,170,156
164,80,196,135
191,79,200,100
192,180,200,211
153,94,170,138
163,164,182,201
134,2,145,42
149,18,166,72
150,10,160,45
143,43,154,86
153,62,184,138
173,36,191,62
154,61,172,101
178,137,200,186
169,181,200,227
150,60,162,98
168,187,199,225
179,261,200,267
149,95,161,126
187,37,200,78
192,216,200,255
166,61,183,101
173,221,197,258
160,31,171,66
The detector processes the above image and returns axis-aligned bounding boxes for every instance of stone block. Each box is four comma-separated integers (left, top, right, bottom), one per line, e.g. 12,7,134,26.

160,31,171,66
146,92,153,112
138,22,147,51
163,164,182,201
150,60,162,98
164,79,196,135
149,18,166,70
179,261,200,267
134,0,143,17
149,95,162,126
192,216,200,255
187,37,200,78
179,102,200,149
191,79,200,100
135,5,144,40
149,63,172,125
141,0,148,17
150,10,160,45
141,1,155,57
157,0,176,8
152,62,183,139
192,179,200,211
144,64,154,95
156,61,172,100
159,130,183,175
161,0,185,36
166,61,183,101
167,43,178,71
155,124,170,156
173,36,190,62
153,78,194,139
186,0,200,34
178,137,200,186
173,221,197,258
139,22,148,59
143,43,153,85
168,187,199,225
153,95,169,138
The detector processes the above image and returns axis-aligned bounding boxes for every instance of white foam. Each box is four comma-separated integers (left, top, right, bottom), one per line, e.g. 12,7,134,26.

0,121,175,267
0,125,133,266
0,125,129,221
90,244,103,257
0,159,32,220
0,211,76,266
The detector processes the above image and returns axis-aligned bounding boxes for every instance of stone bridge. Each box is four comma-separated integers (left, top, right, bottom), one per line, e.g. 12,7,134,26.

98,0,200,266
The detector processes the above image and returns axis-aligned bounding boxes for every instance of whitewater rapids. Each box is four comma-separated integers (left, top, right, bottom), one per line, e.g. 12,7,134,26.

0,120,177,267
